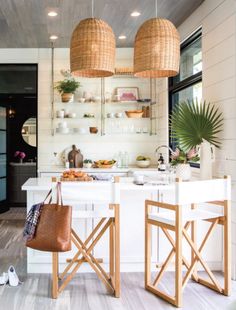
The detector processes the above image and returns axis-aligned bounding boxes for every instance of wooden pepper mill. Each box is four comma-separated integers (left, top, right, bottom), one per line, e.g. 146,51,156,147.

68,145,83,168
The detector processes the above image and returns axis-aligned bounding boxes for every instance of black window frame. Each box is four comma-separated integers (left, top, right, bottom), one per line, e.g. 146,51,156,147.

168,28,202,168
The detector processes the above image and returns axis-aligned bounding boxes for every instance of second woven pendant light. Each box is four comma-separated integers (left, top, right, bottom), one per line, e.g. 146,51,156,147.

134,18,180,78
70,18,116,78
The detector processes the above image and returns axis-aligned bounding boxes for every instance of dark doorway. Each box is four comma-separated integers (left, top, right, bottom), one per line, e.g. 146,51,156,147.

0,64,37,213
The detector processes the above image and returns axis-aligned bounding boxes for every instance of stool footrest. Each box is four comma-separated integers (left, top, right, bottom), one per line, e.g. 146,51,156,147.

66,258,104,263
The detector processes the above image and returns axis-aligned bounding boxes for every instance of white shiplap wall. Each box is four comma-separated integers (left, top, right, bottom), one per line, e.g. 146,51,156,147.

38,48,158,169
156,0,236,278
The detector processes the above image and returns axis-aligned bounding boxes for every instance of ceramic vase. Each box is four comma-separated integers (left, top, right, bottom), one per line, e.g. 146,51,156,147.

176,163,191,181
200,140,213,180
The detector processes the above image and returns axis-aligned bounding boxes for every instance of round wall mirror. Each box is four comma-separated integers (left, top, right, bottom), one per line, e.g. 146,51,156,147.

21,118,36,147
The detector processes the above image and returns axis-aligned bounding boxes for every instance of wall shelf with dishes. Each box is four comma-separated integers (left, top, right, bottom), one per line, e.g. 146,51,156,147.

51,71,158,136
52,98,101,136
102,81,158,136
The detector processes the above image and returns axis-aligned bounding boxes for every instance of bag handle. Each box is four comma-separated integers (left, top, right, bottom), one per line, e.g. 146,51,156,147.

43,189,52,204
56,182,63,206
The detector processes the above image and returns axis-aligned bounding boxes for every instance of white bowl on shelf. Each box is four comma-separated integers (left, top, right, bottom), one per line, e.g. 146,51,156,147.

77,127,87,134
68,112,76,118
115,112,123,118
56,127,70,134
136,160,151,168
78,98,86,103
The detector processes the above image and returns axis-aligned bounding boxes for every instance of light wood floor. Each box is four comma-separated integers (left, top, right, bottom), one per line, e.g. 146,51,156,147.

0,215,236,310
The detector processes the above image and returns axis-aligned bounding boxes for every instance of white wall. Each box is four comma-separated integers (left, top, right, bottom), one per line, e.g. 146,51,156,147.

0,48,158,169
156,0,236,278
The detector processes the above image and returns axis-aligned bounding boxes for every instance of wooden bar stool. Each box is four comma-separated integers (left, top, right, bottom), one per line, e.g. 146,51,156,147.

145,176,231,308
52,178,120,299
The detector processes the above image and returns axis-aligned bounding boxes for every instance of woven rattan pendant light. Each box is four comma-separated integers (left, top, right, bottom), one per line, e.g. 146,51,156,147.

134,1,180,78
70,1,115,78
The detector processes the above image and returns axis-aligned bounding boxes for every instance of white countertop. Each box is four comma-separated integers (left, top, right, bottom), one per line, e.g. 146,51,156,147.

38,165,160,174
10,162,36,166
22,177,174,191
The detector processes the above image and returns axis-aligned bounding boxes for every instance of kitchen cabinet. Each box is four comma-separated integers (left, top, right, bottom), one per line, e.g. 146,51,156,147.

9,163,36,204
22,177,223,273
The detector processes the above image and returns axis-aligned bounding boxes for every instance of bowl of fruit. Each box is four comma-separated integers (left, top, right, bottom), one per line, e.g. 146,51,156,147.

136,156,151,168
94,159,116,169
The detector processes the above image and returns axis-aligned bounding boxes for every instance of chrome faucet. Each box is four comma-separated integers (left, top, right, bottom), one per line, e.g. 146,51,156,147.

155,145,174,156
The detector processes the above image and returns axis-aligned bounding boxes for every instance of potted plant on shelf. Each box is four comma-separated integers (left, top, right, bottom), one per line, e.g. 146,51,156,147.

14,151,26,164
55,75,80,103
170,148,199,181
170,100,223,179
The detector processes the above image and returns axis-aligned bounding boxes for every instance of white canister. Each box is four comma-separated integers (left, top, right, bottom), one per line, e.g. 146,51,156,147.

134,174,144,185
57,110,65,118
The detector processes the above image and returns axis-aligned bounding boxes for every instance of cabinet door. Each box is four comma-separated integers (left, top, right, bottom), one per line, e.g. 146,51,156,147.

94,189,159,271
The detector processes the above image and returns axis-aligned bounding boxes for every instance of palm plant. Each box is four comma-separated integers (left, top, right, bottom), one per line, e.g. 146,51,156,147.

170,99,223,151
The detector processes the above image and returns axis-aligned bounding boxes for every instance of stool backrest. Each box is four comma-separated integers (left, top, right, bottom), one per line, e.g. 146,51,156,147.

175,176,231,205
60,181,120,205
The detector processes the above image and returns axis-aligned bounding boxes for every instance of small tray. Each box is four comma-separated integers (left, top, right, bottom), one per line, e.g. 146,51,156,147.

60,177,93,182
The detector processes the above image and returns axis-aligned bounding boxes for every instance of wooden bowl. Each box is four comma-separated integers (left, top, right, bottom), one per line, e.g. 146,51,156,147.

94,160,116,169
96,164,115,169
89,127,98,134
125,110,144,118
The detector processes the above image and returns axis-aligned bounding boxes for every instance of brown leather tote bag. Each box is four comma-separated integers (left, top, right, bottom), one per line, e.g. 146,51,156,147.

26,182,72,252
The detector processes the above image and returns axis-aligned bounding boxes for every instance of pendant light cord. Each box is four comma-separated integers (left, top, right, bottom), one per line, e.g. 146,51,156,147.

155,0,157,18
91,0,94,18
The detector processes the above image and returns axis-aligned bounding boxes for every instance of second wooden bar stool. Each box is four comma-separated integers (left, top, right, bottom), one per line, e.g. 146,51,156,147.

145,176,231,308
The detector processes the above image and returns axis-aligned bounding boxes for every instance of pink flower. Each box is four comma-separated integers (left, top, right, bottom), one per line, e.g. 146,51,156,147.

187,148,198,159
19,152,26,159
171,148,180,159
14,151,26,159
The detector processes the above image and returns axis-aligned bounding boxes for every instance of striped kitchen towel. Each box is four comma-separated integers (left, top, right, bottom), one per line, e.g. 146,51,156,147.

23,202,43,241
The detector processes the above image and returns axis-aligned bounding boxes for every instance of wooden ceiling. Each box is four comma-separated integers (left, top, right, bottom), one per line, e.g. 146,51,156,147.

0,0,204,48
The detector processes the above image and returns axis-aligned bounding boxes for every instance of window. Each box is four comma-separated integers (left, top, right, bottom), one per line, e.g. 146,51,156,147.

169,28,202,166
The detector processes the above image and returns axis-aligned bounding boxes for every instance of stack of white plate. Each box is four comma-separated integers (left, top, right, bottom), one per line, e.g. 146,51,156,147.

57,121,69,134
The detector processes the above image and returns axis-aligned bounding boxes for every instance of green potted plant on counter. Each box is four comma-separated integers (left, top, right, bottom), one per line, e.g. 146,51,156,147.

55,78,80,103
170,99,223,179
83,159,93,168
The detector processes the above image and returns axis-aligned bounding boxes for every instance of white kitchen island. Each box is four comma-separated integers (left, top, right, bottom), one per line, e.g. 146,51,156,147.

22,177,223,273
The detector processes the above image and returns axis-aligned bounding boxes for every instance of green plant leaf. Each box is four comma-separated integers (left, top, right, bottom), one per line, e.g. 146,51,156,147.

170,100,223,151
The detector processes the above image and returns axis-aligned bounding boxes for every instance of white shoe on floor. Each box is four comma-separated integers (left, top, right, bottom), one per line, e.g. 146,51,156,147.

8,266,19,287
0,272,9,285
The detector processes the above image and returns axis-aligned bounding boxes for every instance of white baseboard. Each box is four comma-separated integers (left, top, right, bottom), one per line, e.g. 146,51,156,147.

27,261,223,274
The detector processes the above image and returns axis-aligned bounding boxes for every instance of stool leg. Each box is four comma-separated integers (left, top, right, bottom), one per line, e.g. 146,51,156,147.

191,204,198,280
114,204,120,297
109,220,114,277
175,205,182,308
224,199,231,296
145,201,151,288
52,252,59,299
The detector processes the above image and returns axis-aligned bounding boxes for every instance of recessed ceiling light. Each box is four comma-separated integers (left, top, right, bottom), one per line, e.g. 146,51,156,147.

131,11,141,17
48,11,58,17
119,35,126,40
50,35,58,40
